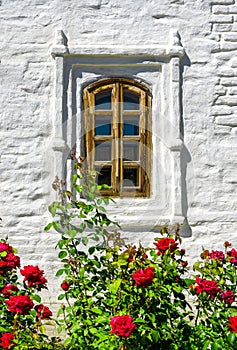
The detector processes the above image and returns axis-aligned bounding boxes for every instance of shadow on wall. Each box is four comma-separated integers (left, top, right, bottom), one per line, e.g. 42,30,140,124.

180,52,192,238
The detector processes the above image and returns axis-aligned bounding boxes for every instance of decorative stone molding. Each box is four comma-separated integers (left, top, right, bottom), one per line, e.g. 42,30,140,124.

50,28,187,230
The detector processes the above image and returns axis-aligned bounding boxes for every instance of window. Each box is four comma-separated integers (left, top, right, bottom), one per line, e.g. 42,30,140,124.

84,79,152,197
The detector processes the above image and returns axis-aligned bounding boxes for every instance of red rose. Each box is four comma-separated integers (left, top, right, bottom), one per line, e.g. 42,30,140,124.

132,266,155,288
35,304,52,319
4,253,20,269
0,243,12,253
6,295,34,314
195,276,220,298
61,281,70,291
1,284,19,298
224,241,232,248
180,249,186,256
221,290,235,304
181,261,188,267
228,316,237,332
110,315,136,337
0,333,14,350
209,250,224,262
227,249,237,264
0,251,20,275
0,261,12,275
20,265,47,288
154,238,178,255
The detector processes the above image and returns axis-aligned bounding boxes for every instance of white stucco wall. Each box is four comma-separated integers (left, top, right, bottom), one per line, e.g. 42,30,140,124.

0,0,237,304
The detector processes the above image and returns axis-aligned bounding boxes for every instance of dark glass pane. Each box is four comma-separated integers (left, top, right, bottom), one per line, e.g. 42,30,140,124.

95,90,111,110
123,168,139,187
123,89,139,110
96,166,111,186
95,116,111,135
123,115,139,136
95,141,111,161
123,141,139,161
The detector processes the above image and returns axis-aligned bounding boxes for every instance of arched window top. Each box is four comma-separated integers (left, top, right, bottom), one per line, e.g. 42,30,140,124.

84,78,151,95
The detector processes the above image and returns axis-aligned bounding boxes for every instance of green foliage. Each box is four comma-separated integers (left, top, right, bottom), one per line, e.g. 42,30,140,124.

46,153,237,349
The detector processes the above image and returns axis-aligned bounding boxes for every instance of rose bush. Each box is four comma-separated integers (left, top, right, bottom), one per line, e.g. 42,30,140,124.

0,236,63,349
45,155,237,350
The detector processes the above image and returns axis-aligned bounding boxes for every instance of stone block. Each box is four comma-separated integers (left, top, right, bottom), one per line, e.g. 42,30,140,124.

215,115,237,126
228,87,237,94
216,95,237,105
210,14,233,23
220,77,237,85
212,5,230,14
212,23,233,32
223,32,237,41
211,105,233,115
221,41,237,50
218,68,235,76
211,0,234,4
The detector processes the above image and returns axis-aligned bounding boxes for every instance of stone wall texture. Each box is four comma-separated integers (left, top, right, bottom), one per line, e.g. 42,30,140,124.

0,0,237,305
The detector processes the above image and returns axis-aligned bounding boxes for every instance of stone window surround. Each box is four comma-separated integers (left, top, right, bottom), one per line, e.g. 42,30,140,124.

50,29,186,231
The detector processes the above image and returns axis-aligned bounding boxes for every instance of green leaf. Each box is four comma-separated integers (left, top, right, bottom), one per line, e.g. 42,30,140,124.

48,202,58,217
31,294,41,303
75,185,82,193
118,253,129,266
109,278,122,294
68,229,77,238
0,326,10,332
89,247,96,254
44,222,53,231
40,325,46,334
89,327,98,335
82,237,89,246
58,294,65,300
151,330,160,343
91,308,102,315
56,269,65,277
211,342,219,350
72,173,78,184
58,251,67,259
227,333,236,345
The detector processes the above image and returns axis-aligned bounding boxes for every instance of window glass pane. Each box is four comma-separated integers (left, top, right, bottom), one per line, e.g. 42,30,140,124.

95,116,112,135
123,115,139,136
95,90,111,110
95,141,112,161
123,141,139,161
123,168,139,187
123,89,139,110
96,166,111,186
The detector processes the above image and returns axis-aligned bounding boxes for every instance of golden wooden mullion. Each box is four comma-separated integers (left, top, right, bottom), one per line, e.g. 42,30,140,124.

112,83,119,194
139,90,146,194
84,89,95,170
119,83,124,193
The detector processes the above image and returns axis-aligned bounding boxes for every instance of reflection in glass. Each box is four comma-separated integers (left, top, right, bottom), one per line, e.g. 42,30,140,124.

123,141,139,161
95,116,111,135
96,166,111,186
123,115,139,136
123,89,139,110
95,141,111,161
95,90,111,110
123,168,139,187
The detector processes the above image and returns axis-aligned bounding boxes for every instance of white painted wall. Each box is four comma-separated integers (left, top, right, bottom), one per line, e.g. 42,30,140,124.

0,0,237,304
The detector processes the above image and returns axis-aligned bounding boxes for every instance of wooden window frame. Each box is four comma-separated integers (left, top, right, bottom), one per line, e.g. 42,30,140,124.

84,78,152,197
